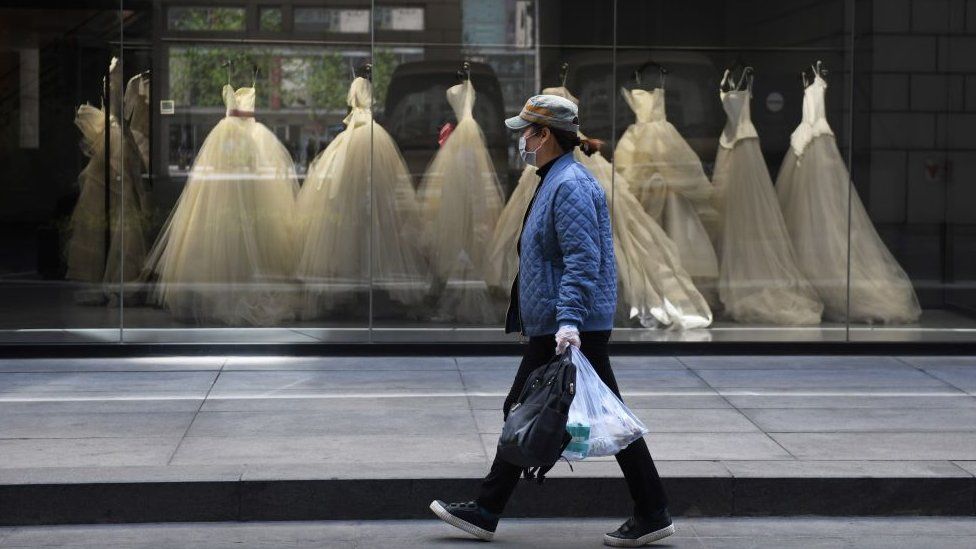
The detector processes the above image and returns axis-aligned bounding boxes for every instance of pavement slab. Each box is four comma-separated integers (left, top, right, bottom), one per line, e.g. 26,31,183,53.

1,355,975,524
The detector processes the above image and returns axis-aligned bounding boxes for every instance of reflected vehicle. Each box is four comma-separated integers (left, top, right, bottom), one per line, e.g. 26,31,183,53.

381,61,512,193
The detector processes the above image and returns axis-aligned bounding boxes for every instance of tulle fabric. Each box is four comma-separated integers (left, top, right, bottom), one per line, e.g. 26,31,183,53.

777,137,921,324
296,77,428,317
615,88,719,289
712,137,823,325
581,145,712,329
485,166,536,292
487,84,711,329
124,72,151,169
145,85,299,326
66,59,150,293
418,80,504,324
66,104,150,288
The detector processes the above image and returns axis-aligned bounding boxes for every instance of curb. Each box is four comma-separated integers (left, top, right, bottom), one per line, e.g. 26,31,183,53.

1,476,973,525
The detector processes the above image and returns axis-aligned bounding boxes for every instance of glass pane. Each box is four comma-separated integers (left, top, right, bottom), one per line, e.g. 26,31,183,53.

613,0,852,342
294,8,370,33
167,6,246,32
259,7,284,32
28,1,969,348
295,50,375,340
366,0,554,343
0,5,124,343
365,0,617,343
849,0,976,342
123,0,372,343
374,7,425,31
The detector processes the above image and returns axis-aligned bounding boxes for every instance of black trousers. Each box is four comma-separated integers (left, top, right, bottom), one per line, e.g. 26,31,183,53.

475,331,669,519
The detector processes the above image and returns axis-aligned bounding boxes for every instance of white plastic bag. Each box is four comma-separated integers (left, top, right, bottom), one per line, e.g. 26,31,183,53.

563,346,649,460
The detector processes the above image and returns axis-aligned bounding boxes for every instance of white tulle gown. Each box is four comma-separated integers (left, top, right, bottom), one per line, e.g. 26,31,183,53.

776,73,920,323
296,77,428,317
712,72,823,325
418,79,504,324
615,87,719,293
145,84,299,326
487,87,712,329
66,57,150,293
124,71,151,170
485,165,534,293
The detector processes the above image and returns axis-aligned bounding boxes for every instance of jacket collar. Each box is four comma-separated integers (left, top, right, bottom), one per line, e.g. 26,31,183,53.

540,152,575,186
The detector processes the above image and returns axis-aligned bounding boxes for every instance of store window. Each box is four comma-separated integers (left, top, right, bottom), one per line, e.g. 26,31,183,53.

259,7,284,32
374,7,425,31
0,0,973,345
167,6,246,31
293,8,370,34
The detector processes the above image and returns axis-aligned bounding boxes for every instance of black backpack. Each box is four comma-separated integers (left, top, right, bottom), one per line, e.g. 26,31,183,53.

496,352,577,481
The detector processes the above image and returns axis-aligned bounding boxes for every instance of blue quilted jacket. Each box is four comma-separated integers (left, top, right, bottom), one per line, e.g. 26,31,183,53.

505,152,617,336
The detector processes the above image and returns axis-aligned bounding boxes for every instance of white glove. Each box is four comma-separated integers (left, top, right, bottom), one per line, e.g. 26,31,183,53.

555,324,581,354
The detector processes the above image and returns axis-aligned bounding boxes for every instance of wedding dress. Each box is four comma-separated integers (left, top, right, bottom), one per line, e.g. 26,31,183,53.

418,79,504,324
145,84,299,325
615,87,719,291
485,166,534,292
712,70,823,325
296,77,428,317
487,86,712,329
65,57,150,293
776,72,920,323
123,71,151,169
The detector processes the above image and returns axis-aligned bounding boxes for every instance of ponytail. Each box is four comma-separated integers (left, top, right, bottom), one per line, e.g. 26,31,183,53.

578,136,604,156
548,126,604,157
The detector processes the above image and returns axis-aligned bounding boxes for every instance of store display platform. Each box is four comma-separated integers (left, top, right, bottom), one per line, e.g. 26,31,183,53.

1,355,975,525
4,281,976,345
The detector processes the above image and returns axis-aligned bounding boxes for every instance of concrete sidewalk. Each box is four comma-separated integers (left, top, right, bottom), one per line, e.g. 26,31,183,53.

1,355,975,523
3,517,976,548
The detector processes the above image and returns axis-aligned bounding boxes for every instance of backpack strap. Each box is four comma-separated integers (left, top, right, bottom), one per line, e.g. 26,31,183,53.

521,465,553,484
522,456,575,484
521,434,574,484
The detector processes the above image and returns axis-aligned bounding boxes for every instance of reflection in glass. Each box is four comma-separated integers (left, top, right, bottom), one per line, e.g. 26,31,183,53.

296,76,428,319
489,85,712,330
164,45,370,176
144,83,299,326
66,57,150,303
124,70,152,170
418,77,504,324
6,0,969,344
374,7,425,31
167,6,246,32
293,8,370,33
259,7,283,32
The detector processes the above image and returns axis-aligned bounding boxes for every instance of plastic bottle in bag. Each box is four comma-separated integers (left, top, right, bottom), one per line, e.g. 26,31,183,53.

562,347,649,461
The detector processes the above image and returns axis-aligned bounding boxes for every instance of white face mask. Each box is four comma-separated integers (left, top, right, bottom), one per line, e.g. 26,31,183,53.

518,131,545,167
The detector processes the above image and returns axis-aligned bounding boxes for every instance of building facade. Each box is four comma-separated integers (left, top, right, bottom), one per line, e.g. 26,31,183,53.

0,0,973,345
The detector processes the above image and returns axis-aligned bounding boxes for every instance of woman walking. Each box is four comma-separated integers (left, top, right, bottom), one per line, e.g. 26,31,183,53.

430,94,674,547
